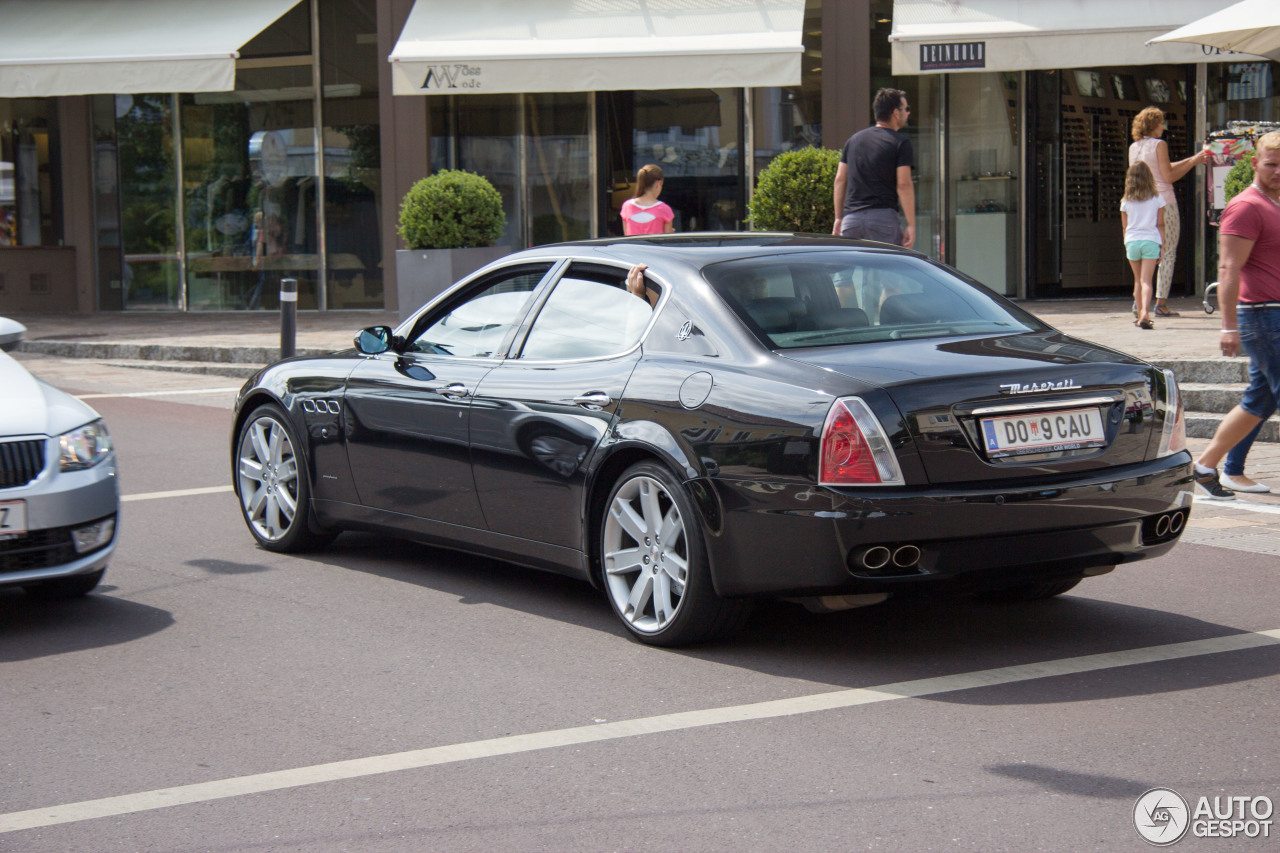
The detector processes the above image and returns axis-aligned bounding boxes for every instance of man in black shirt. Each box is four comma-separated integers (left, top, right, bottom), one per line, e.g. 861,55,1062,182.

832,87,916,249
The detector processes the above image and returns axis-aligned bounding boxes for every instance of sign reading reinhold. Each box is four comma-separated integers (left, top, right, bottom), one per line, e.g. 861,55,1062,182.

920,42,985,70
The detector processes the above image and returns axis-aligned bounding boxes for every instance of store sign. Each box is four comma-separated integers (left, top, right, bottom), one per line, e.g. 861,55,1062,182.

920,42,985,70
419,64,485,91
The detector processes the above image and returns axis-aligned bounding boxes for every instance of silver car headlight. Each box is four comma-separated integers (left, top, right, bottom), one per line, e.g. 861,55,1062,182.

59,419,113,471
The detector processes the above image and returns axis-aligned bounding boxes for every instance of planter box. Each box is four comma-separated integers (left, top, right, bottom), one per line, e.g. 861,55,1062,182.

395,246,510,321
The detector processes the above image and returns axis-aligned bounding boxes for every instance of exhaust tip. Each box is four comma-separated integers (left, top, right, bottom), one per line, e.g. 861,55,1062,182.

892,544,921,568
1155,515,1171,537
861,546,892,571
1169,511,1185,534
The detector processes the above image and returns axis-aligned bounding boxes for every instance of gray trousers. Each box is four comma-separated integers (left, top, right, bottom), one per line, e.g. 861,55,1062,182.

840,208,902,246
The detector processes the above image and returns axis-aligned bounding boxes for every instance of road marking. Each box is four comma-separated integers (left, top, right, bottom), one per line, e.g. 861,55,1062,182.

3,627,1278,834
122,486,233,503
76,388,241,400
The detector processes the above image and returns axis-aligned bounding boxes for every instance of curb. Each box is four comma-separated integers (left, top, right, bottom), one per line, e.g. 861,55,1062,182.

18,340,331,365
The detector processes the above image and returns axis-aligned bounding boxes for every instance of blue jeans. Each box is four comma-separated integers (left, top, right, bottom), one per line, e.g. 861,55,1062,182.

841,208,903,246
1226,305,1280,474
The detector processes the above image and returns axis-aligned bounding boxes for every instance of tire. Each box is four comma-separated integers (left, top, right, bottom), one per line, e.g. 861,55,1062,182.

24,569,105,599
600,461,751,646
235,404,331,552
978,576,1082,602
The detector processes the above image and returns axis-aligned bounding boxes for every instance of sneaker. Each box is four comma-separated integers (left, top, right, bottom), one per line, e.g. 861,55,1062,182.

1195,467,1236,500
1220,474,1271,494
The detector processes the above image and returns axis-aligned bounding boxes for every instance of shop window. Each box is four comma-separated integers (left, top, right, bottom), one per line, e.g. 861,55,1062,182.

0,99,63,248
320,0,382,308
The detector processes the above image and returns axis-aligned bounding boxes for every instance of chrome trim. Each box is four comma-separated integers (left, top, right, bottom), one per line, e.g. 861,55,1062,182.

970,395,1117,416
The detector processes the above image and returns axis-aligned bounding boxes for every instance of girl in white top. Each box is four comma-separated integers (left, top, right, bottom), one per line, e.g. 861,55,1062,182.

1120,161,1166,329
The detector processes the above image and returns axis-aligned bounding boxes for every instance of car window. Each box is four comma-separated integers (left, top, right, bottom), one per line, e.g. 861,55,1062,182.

703,251,1042,348
407,267,549,357
518,266,654,360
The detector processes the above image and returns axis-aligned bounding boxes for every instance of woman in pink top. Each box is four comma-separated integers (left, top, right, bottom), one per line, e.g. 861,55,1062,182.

1128,107,1209,317
621,164,675,235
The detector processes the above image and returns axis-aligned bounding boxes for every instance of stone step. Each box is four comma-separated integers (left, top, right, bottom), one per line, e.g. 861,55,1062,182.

1150,357,1249,384
1185,411,1280,443
98,360,264,379
17,339,329,364
1179,382,1248,415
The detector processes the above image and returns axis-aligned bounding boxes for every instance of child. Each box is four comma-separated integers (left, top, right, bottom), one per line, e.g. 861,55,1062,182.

621,164,675,235
1120,161,1166,329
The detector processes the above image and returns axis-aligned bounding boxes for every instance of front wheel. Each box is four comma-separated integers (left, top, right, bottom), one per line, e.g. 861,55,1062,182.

600,462,750,646
235,404,331,552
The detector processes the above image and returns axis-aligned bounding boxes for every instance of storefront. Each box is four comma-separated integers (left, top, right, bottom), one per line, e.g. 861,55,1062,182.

3,0,1276,315
888,0,1278,300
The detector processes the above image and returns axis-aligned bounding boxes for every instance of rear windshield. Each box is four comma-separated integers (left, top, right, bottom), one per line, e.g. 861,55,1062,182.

703,250,1042,348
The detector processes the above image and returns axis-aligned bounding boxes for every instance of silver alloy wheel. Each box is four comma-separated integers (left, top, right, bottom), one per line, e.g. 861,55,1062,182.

237,413,301,542
602,474,689,633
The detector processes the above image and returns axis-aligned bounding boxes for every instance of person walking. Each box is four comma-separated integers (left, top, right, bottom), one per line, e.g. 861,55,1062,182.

1128,106,1209,317
1120,161,1165,330
620,164,675,236
1191,131,1280,499
832,88,915,249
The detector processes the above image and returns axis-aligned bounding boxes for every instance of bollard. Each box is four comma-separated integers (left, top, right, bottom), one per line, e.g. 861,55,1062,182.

279,277,297,360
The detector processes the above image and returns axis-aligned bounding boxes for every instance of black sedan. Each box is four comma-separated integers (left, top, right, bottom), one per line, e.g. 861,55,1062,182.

230,234,1192,646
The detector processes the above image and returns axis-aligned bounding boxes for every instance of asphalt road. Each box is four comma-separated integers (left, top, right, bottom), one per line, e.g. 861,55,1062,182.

3,356,1278,852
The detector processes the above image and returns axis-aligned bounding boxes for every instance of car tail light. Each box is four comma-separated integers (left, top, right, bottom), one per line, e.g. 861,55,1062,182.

1157,368,1187,458
819,397,904,486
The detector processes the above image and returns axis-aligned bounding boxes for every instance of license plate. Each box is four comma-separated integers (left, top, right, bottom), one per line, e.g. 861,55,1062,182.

980,407,1106,458
0,499,27,537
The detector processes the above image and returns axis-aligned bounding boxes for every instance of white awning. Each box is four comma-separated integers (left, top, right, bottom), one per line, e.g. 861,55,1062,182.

0,0,303,98
389,0,806,96
889,0,1239,75
1149,0,1280,61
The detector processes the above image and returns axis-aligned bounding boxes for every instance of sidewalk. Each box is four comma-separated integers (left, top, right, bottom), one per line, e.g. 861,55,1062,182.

0,296,1228,362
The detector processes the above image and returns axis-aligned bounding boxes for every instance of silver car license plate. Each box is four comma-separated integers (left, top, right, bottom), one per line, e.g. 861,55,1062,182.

981,407,1105,458
0,499,27,537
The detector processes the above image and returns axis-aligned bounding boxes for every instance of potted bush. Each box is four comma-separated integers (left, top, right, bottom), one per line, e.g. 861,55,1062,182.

748,147,841,233
395,169,509,318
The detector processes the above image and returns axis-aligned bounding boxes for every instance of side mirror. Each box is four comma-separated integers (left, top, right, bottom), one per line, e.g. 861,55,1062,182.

0,317,26,352
355,326,393,355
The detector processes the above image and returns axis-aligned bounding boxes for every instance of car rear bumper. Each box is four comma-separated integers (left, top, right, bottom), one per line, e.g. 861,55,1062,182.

698,452,1193,597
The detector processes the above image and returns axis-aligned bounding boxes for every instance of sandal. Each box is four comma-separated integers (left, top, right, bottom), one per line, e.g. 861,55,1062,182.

1139,319,1154,330
1154,305,1180,317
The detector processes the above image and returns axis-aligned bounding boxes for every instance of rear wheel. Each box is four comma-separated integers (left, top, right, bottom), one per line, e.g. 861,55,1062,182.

978,577,1082,602
235,404,331,552
600,461,750,646
24,569,105,599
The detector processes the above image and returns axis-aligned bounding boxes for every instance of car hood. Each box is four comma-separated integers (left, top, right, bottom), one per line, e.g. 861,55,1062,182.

0,351,102,437
782,331,1162,485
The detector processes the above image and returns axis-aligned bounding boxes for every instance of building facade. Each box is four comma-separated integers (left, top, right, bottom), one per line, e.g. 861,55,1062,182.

1,0,1276,315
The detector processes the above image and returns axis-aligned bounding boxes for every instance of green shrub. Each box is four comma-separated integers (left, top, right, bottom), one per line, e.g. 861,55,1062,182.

397,170,506,249
1223,156,1255,204
748,147,840,233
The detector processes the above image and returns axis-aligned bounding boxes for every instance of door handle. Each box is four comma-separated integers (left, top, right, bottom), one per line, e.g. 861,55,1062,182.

437,383,470,399
573,392,612,410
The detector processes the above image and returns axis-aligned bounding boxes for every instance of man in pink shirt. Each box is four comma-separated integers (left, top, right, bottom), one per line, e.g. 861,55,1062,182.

1192,131,1280,498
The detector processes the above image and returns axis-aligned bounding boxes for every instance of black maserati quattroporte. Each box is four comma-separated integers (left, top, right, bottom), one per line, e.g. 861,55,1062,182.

231,234,1192,645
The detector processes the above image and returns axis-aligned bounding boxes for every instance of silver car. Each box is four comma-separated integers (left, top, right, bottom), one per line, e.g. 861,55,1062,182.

1,318,119,598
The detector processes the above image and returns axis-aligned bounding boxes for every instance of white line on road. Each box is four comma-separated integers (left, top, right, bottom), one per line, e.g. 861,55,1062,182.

76,388,242,400
3,627,1278,834
121,486,233,503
